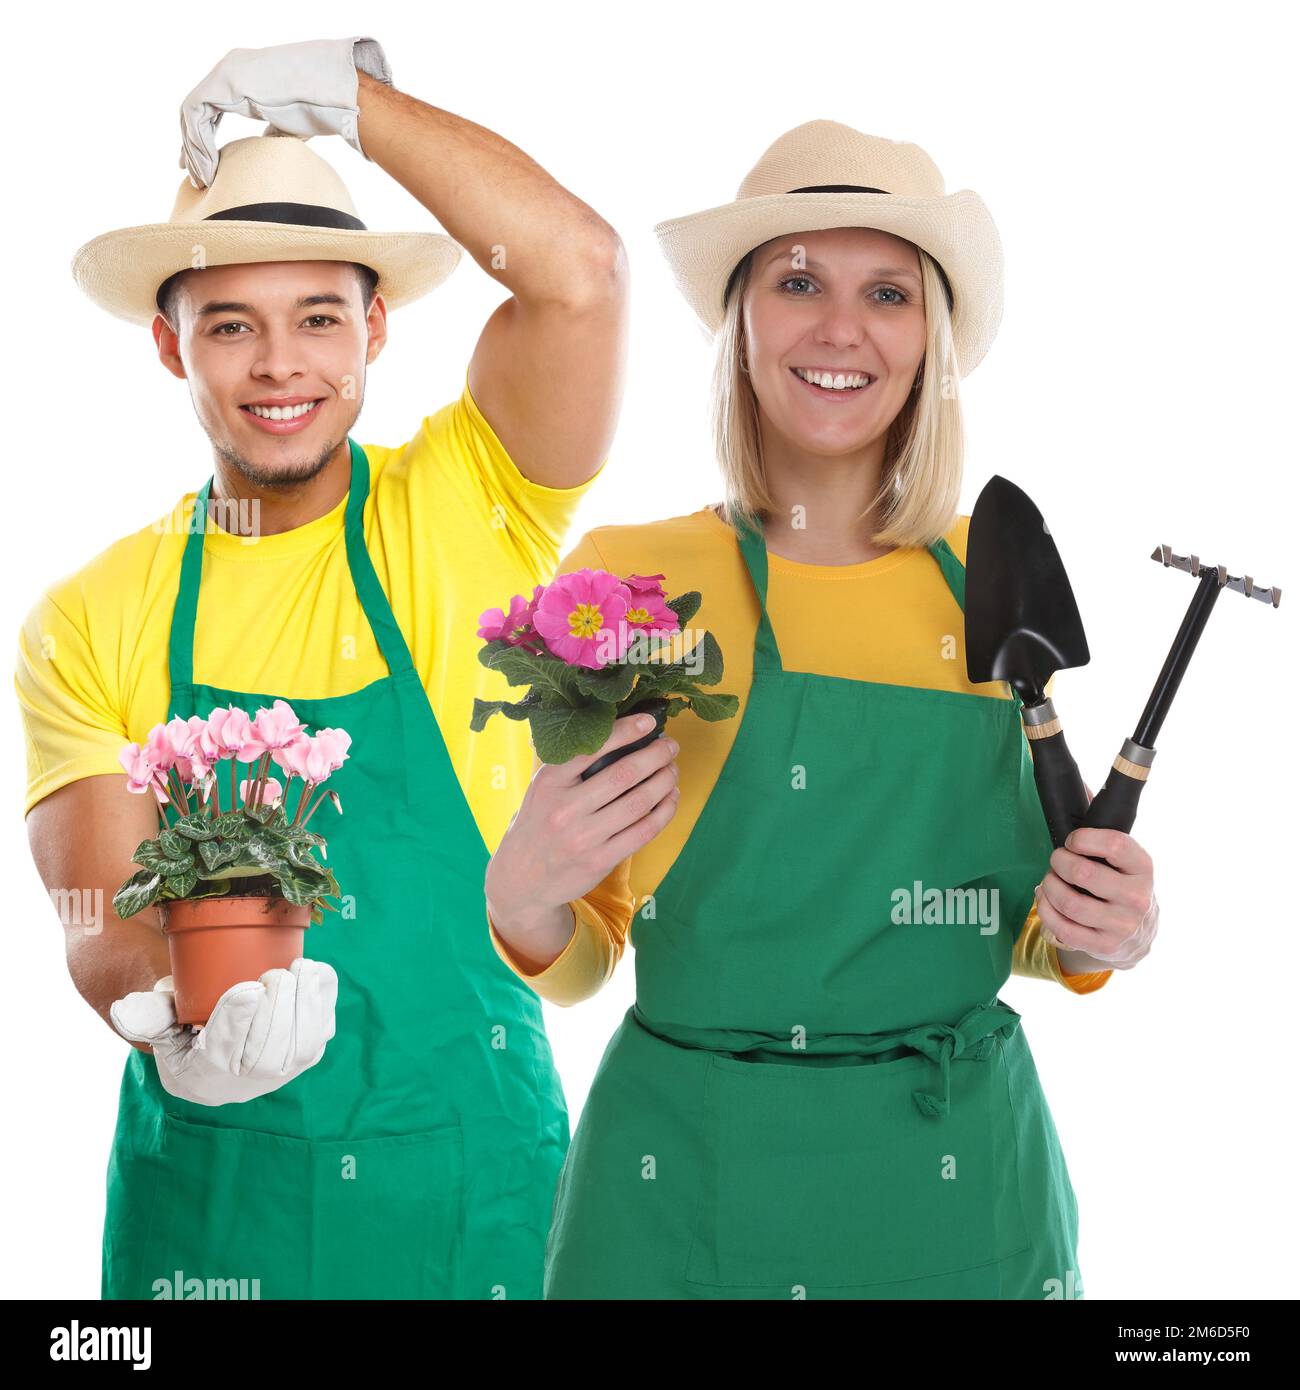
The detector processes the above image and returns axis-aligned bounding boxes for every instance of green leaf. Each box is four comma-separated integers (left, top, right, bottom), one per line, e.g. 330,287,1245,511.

470,694,540,732
528,699,617,765
285,841,324,872
113,870,162,919
162,868,199,899
667,590,702,626
159,828,188,859
675,686,739,721
172,813,217,841
275,866,328,907
132,840,171,872
480,640,583,701
572,661,638,703
244,835,283,871
639,630,725,693
185,879,232,901
684,630,724,686
197,839,224,873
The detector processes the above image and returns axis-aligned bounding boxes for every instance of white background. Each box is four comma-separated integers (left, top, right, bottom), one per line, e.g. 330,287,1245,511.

3,1,1295,1301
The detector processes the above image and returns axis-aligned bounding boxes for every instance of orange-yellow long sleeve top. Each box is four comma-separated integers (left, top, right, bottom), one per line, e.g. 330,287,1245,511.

485,508,1112,1004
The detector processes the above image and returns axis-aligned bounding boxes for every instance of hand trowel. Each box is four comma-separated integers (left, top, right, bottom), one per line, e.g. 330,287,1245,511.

964,476,1092,850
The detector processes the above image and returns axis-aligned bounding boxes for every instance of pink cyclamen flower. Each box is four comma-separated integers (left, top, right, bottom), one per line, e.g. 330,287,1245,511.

275,728,352,783
143,720,182,772
478,585,546,647
119,743,171,805
143,718,211,788
173,715,216,785
239,776,283,809
532,569,633,670
243,699,306,760
205,705,256,762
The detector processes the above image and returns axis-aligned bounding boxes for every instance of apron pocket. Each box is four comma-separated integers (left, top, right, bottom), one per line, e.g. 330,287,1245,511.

310,1125,464,1299
684,1042,1030,1291
141,1115,463,1299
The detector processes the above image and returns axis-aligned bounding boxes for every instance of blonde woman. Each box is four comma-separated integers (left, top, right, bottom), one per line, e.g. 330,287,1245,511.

484,122,1158,1300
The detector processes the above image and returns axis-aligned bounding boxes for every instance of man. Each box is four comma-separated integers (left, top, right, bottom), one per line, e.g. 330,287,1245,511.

14,37,626,1299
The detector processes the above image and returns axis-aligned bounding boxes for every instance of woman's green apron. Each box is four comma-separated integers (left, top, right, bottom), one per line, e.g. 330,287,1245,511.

102,438,568,1300
544,514,1082,1299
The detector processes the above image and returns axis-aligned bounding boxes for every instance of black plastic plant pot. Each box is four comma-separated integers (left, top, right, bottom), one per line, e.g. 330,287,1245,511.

580,698,671,782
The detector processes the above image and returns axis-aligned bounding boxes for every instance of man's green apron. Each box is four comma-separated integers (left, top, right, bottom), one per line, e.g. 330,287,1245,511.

102,438,568,1300
544,514,1082,1299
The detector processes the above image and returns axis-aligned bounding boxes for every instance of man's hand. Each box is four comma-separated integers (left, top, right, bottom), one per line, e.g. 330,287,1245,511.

179,37,394,189
110,959,338,1106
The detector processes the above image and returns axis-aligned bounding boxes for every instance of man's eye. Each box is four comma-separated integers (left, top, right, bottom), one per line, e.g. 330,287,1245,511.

304,315,339,328
213,322,249,336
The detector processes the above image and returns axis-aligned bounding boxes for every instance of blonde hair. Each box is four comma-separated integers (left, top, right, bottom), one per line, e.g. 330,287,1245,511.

710,241,964,549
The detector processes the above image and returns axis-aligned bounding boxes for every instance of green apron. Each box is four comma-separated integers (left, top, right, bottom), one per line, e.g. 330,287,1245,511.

544,514,1082,1299
102,437,568,1300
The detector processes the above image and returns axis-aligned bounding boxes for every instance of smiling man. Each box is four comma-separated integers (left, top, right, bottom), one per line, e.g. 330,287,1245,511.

14,37,625,1300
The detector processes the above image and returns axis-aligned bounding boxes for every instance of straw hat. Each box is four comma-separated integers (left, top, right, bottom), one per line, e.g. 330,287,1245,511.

71,129,461,326
654,120,1002,377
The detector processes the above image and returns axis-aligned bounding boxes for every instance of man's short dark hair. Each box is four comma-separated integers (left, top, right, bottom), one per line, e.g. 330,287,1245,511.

155,262,380,326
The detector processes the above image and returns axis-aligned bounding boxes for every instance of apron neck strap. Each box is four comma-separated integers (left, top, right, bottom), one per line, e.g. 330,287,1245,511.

168,437,416,693
731,512,966,676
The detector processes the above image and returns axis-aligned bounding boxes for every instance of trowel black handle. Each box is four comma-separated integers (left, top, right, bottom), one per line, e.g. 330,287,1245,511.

1023,698,1090,851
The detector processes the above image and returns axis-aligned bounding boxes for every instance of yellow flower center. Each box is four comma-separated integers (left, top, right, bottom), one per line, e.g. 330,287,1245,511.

626,606,650,624
567,602,605,638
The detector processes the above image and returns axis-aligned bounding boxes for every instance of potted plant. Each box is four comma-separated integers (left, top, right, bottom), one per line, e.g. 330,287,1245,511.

113,699,348,1027
472,568,738,778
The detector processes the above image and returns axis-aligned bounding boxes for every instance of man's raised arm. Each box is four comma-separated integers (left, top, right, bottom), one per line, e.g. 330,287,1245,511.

354,67,628,490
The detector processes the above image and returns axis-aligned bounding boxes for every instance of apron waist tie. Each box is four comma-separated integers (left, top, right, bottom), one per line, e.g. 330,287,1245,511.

631,999,1023,1120
898,1001,1023,1119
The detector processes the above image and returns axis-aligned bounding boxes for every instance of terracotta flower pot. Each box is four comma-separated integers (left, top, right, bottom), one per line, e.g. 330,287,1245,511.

160,895,311,1027
580,697,672,782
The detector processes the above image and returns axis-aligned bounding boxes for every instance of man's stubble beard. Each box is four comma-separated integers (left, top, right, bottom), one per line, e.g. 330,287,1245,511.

210,380,365,490
213,433,343,490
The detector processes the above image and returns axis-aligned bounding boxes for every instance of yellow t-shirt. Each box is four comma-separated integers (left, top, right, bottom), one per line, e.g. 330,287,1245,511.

14,372,603,860
488,508,1111,1003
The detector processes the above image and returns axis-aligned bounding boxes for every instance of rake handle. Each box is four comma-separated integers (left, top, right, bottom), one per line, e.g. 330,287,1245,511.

1025,701,1145,902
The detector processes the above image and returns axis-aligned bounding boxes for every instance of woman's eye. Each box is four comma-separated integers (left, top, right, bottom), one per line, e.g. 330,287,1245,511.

872,286,909,305
778,275,816,295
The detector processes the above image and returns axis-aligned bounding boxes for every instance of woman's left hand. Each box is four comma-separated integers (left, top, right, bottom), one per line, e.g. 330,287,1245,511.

1033,824,1159,972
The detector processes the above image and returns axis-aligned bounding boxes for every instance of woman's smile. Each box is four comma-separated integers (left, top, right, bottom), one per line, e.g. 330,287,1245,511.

789,364,876,402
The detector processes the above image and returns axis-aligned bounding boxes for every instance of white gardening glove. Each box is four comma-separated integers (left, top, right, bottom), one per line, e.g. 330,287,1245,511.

110,958,338,1106
179,36,393,189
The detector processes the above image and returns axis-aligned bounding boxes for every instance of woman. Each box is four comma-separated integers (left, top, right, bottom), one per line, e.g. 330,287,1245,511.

485,121,1158,1300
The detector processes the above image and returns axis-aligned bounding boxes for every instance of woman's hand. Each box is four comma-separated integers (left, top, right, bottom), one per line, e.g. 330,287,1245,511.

1033,815,1159,972
484,714,680,966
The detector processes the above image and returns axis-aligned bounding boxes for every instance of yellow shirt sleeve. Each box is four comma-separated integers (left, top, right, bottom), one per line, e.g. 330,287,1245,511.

1014,900,1113,994
15,575,131,812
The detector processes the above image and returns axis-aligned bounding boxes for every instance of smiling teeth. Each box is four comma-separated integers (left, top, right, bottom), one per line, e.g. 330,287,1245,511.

246,401,320,420
794,368,870,391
